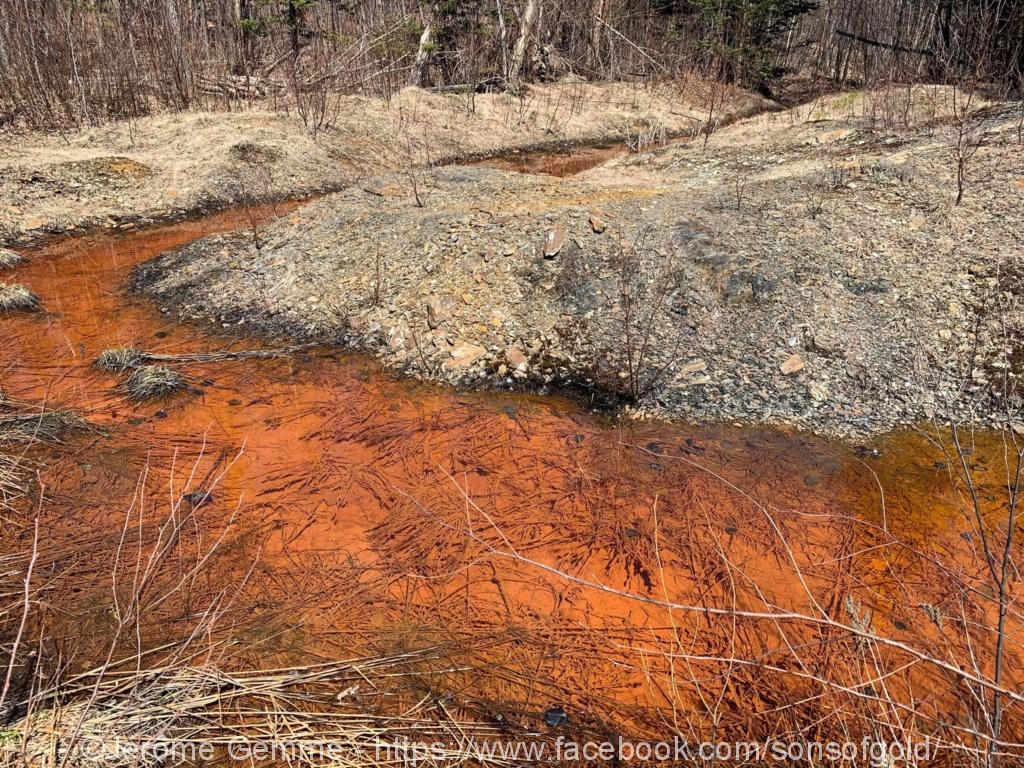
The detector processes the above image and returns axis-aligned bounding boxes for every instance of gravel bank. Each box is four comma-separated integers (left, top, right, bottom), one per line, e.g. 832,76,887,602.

0,81,764,246
135,88,1024,439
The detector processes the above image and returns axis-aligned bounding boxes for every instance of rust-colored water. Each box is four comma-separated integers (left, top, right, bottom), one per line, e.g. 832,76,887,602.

2,210,1022,750
468,136,689,177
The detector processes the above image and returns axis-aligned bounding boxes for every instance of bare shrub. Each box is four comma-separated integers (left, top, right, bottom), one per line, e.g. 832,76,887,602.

950,87,993,205
609,232,687,403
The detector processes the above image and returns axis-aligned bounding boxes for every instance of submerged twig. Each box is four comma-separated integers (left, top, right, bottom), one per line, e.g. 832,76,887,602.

96,344,314,372
143,343,315,364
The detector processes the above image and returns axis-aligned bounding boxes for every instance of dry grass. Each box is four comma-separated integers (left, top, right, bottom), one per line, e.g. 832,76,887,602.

0,411,85,444
0,453,25,511
97,345,310,374
0,249,24,270
94,346,145,373
121,365,186,400
0,284,39,313
6,654,510,768
0,394,85,510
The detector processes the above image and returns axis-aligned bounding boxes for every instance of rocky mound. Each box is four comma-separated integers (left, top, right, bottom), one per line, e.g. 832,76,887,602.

136,90,1024,438
0,81,764,245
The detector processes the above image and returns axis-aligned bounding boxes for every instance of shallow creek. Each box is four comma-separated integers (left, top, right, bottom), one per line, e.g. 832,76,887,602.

1,205,1018,739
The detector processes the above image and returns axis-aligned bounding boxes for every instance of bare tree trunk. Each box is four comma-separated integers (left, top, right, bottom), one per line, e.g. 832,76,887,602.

507,0,539,92
409,22,433,87
588,0,605,73
286,0,300,60
495,0,509,81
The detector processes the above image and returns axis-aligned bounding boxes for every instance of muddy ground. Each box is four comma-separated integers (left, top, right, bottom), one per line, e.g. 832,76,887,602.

132,87,1024,439
0,80,763,245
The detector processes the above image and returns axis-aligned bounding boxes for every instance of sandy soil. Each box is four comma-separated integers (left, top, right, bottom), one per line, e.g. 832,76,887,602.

134,87,1024,439
0,80,766,245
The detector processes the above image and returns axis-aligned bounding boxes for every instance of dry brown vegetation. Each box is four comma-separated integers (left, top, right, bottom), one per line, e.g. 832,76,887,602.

0,4,1022,767
1,399,1022,767
0,0,1020,130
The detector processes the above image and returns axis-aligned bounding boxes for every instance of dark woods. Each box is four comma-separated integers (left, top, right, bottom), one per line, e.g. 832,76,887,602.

0,0,1021,129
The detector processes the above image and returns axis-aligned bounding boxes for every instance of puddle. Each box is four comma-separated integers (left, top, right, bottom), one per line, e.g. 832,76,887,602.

467,136,688,177
1,209,1021,745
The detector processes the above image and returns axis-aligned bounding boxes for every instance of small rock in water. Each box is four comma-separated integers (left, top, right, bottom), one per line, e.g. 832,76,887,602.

544,706,569,727
183,490,214,508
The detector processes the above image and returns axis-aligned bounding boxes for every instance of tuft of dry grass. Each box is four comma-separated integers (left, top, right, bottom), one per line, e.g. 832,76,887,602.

94,347,144,373
0,410,87,444
0,397,86,509
0,249,25,270
0,453,26,510
122,365,186,400
6,654,509,768
0,283,40,313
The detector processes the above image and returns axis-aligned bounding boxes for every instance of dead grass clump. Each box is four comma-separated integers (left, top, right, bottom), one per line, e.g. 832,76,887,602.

0,410,87,444
0,249,25,269
0,453,26,509
0,283,40,312
122,365,186,400
95,346,145,372
7,656,506,768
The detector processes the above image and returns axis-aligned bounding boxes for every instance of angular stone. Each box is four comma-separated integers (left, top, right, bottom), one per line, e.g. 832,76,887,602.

589,215,606,234
444,341,487,369
426,295,455,329
388,323,412,350
780,354,805,376
808,382,829,401
544,224,566,258
505,346,528,370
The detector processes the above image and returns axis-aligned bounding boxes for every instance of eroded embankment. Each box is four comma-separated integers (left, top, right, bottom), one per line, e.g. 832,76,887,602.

1,210,1023,759
134,88,1024,439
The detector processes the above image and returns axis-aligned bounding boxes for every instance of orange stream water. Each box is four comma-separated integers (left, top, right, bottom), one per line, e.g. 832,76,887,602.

1,208,1019,745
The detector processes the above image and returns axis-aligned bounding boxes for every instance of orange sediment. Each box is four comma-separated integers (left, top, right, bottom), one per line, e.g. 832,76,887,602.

1,209,1022,754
